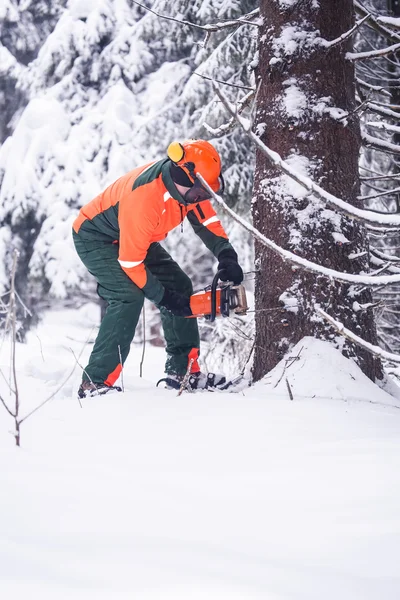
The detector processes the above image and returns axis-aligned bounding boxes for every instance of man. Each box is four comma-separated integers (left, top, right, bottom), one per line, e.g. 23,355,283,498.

73,139,243,398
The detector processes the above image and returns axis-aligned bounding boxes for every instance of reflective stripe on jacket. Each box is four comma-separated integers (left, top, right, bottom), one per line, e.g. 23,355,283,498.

73,159,233,303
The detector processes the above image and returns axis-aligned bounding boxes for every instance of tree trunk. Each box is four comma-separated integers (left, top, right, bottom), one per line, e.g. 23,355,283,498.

252,0,382,382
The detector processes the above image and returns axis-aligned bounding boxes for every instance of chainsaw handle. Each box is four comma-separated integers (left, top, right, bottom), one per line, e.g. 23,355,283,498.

210,270,225,322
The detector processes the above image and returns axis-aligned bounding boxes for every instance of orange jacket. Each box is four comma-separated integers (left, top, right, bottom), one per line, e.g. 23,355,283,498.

73,159,233,303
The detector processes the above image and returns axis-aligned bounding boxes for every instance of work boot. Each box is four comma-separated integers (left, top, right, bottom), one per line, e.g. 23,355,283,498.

78,380,122,399
156,371,227,391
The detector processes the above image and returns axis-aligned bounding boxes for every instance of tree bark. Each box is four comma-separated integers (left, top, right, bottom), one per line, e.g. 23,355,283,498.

252,0,382,381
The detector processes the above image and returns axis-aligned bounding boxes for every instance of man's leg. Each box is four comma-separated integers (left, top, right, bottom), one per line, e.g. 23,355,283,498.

73,234,144,385
145,243,200,376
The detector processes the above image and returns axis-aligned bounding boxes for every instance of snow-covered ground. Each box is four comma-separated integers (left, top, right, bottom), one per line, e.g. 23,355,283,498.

1,306,400,600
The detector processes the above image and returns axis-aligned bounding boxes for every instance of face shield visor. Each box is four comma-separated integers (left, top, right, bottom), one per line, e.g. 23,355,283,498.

183,174,225,204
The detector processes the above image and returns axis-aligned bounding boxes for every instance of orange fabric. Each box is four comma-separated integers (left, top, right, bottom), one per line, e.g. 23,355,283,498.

188,347,200,373
73,163,228,291
105,363,122,386
194,200,228,239
72,163,153,234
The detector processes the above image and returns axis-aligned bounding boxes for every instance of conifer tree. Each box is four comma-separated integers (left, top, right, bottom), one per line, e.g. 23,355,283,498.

252,0,382,381
0,1,257,332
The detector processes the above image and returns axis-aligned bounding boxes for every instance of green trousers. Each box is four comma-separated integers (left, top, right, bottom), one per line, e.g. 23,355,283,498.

73,232,200,384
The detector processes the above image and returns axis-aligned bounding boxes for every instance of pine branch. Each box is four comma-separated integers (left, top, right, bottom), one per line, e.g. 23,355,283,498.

212,82,400,229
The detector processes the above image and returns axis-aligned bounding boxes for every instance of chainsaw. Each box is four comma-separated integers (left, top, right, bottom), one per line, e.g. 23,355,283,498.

188,270,248,322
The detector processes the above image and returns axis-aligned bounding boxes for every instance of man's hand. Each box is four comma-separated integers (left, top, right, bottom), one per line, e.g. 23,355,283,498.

217,249,244,285
159,288,192,317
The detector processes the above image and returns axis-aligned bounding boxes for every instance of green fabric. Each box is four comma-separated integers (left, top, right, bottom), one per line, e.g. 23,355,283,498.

77,204,120,241
141,265,165,305
132,159,167,190
186,209,234,258
73,232,200,382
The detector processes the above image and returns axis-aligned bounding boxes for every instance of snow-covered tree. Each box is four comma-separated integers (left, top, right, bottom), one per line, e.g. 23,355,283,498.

251,0,382,381
354,0,400,354
0,0,257,335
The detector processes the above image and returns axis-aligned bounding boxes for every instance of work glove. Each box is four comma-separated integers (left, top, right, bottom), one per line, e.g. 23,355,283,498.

217,249,244,285
159,287,192,317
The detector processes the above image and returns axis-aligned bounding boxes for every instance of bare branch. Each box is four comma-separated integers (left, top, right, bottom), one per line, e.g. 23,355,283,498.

19,327,95,424
0,394,15,418
354,1,400,43
366,102,400,119
377,16,400,30
321,14,372,48
316,306,400,364
370,255,400,275
371,248,400,264
347,41,400,61
198,172,400,288
357,78,391,97
359,186,400,201
204,89,255,137
212,82,400,229
362,132,400,155
361,174,400,182
193,72,254,91
131,1,260,33
366,121,400,135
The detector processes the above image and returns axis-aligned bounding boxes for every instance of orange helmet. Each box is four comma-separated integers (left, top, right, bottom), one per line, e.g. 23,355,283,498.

167,139,223,192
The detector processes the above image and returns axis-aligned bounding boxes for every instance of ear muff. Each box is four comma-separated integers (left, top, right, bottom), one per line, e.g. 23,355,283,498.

167,142,185,163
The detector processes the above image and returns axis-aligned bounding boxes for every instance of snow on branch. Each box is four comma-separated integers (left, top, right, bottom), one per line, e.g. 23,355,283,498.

316,306,400,364
204,89,255,137
354,0,400,43
197,173,400,288
371,248,400,264
366,121,400,135
212,83,400,229
366,102,400,119
377,16,400,30
131,1,260,34
370,255,400,275
357,78,391,97
362,132,400,156
359,186,400,202
347,41,400,61
321,14,371,48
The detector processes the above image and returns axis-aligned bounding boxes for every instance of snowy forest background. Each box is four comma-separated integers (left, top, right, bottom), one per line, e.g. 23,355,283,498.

1,0,400,375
